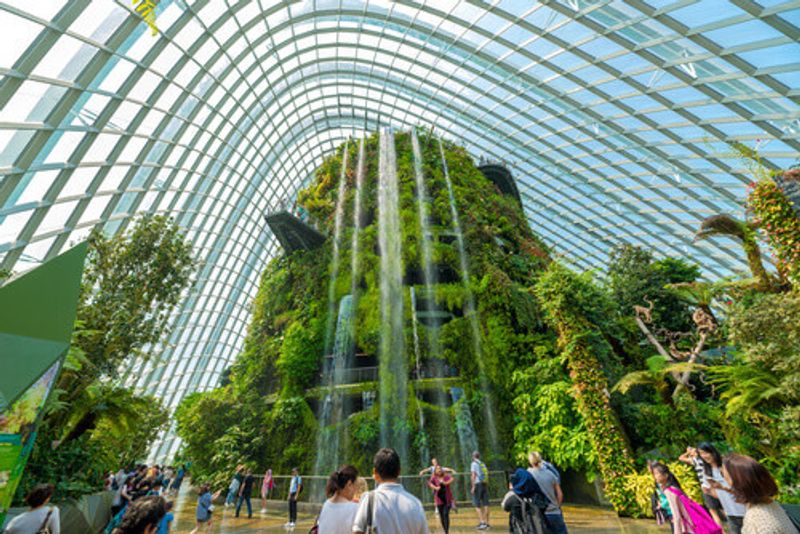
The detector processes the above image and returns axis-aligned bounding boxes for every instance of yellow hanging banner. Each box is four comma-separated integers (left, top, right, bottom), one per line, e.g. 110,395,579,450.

133,0,159,36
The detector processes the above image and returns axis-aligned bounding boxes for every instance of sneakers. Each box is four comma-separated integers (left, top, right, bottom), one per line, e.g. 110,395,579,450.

477,523,491,530
260,508,267,514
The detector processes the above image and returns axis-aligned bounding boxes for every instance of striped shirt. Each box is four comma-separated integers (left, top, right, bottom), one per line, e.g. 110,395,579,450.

692,457,708,486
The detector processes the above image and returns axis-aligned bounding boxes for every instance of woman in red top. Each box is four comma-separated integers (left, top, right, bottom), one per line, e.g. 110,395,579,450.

260,468,274,514
428,465,455,534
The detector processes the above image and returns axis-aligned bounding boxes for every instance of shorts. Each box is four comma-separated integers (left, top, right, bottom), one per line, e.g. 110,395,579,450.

472,482,489,507
703,492,722,512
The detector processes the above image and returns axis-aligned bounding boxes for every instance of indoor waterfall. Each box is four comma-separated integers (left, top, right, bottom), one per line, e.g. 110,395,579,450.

350,138,366,301
324,140,350,354
411,128,457,467
449,387,480,471
314,140,350,482
438,137,500,457
378,127,408,463
313,295,355,482
410,287,431,468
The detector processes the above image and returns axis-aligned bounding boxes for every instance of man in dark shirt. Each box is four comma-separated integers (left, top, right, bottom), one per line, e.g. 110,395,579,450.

236,468,256,518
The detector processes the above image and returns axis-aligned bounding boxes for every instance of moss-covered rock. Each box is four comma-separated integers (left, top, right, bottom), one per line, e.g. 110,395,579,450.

175,130,635,511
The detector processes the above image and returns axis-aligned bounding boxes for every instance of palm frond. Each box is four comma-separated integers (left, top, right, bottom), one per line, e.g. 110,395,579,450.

695,214,747,242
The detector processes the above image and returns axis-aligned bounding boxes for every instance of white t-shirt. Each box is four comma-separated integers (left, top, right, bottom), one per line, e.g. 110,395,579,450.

5,506,60,534
471,460,487,483
708,466,746,518
352,483,429,534
318,500,359,534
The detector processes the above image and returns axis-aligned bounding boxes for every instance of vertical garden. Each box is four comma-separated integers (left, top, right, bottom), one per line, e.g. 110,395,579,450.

175,133,800,515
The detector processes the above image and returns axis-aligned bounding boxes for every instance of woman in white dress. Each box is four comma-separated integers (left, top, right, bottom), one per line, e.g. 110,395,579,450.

317,465,360,534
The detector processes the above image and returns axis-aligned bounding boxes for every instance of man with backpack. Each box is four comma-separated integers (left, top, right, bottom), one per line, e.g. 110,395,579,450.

502,468,553,534
285,467,303,528
471,450,491,530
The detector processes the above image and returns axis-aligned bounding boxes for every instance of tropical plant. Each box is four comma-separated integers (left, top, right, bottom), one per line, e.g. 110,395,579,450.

694,214,774,290
20,215,195,501
535,263,636,514
612,355,703,405
606,244,698,333
748,179,800,287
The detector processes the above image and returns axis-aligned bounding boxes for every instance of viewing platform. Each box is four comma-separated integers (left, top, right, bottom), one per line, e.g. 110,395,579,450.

478,160,522,205
264,199,326,253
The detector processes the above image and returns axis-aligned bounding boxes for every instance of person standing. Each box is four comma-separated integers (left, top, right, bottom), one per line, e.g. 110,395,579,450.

225,465,244,507
285,467,303,528
161,467,174,494
471,450,490,530
318,465,360,534
352,448,428,534
428,465,455,534
236,468,255,519
722,454,799,534
4,483,60,534
651,462,722,534
680,444,725,528
156,500,174,534
260,468,274,514
169,465,185,496
528,451,567,534
501,468,550,534
190,484,218,534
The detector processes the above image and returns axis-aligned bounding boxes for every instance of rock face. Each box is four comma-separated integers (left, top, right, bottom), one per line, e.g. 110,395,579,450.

181,129,552,485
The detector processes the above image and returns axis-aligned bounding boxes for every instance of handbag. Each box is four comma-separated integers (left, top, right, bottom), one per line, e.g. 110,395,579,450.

37,508,53,534
308,513,320,534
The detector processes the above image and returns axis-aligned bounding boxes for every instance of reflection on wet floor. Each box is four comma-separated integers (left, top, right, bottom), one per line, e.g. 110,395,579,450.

168,487,668,533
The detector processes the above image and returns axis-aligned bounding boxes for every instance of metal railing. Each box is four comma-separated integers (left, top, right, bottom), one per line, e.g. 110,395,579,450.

319,365,460,386
247,471,508,504
266,197,322,232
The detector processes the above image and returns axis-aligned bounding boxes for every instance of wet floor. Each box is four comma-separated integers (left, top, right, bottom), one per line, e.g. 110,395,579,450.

169,491,667,533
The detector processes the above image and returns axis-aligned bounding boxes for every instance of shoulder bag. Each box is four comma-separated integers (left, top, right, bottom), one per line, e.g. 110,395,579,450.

365,490,377,534
37,508,54,534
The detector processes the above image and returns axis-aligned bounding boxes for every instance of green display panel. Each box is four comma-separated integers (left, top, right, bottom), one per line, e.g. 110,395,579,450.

0,242,88,523
0,362,60,519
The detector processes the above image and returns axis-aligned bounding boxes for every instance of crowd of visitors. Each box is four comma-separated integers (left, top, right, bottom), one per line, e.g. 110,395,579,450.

6,442,797,534
648,443,798,534
104,463,183,534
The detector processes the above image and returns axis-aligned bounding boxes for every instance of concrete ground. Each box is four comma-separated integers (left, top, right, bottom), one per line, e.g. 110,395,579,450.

169,493,667,533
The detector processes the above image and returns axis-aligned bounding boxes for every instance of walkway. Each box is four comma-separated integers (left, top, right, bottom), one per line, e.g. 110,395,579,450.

169,492,666,533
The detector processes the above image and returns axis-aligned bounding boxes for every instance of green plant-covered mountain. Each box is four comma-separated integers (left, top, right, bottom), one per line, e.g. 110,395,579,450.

174,132,800,514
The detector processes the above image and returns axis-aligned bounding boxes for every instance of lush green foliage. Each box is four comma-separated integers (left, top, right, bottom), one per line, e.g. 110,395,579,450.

748,178,800,286
607,244,699,333
535,263,636,514
176,130,559,485
20,215,192,501
174,134,800,513
708,290,800,500
623,462,702,518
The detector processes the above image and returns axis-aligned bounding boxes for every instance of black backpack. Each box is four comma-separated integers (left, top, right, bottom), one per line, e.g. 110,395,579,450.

510,494,553,534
